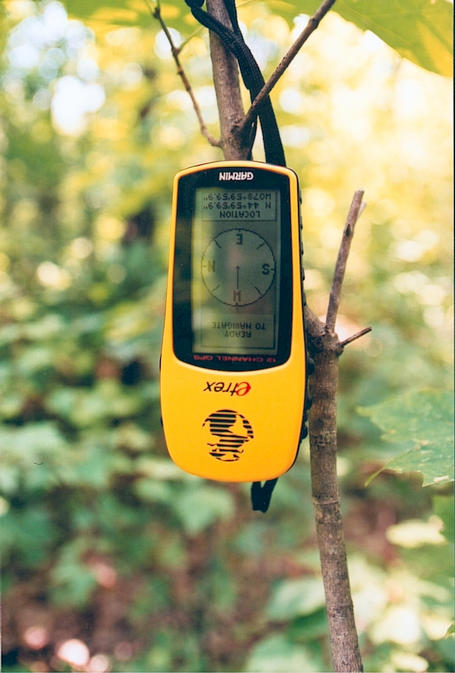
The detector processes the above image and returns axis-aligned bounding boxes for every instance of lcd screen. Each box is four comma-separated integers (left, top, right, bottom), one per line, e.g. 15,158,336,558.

192,187,281,354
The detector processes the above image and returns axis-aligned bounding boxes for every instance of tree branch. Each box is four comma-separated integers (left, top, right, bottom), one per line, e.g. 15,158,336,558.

150,1,221,147
307,190,366,672
308,330,364,672
340,326,372,348
326,190,365,332
206,0,250,159
304,304,325,340
239,0,337,137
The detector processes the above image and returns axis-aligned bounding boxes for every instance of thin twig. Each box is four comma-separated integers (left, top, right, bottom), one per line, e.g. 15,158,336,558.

239,0,337,135
340,326,372,348
325,190,365,332
149,0,222,147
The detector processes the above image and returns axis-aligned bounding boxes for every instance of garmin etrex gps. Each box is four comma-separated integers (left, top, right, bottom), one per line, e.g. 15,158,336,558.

160,161,306,482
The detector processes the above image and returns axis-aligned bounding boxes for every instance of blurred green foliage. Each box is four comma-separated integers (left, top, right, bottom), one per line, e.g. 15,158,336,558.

1,1,453,672
360,391,454,487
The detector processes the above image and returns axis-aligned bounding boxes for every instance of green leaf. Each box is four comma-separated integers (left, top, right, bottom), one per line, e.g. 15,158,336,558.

0,422,67,461
51,539,97,607
16,345,57,374
287,608,329,641
24,313,65,340
271,0,453,77
2,506,58,566
386,518,446,548
134,478,173,503
174,484,235,535
359,390,454,486
135,456,190,480
62,0,152,28
336,0,452,77
46,380,146,428
433,495,454,543
61,0,452,77
68,443,131,488
245,633,323,672
61,0,196,33
266,576,326,620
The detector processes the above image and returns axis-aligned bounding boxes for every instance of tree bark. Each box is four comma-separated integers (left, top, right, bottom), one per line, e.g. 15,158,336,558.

307,321,364,671
206,0,249,159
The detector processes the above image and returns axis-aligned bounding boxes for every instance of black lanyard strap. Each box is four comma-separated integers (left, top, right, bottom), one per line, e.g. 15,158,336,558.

185,0,286,167
251,479,278,513
185,1,285,511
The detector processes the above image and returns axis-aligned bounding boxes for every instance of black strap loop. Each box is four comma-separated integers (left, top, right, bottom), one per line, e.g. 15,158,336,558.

251,479,278,513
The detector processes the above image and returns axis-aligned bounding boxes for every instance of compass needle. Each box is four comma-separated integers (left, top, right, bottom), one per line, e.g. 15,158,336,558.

202,229,275,306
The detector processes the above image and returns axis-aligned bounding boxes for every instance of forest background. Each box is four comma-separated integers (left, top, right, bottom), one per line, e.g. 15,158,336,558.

1,0,453,672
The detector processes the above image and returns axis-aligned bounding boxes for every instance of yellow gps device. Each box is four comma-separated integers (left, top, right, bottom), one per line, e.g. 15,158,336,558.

160,161,306,483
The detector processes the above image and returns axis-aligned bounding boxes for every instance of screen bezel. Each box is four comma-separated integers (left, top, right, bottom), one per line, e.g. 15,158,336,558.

172,165,294,372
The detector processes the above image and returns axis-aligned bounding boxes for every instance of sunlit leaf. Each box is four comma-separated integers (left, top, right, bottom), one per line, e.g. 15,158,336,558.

370,604,422,645
386,518,446,548
61,0,195,33
391,651,430,672
24,314,66,340
269,0,452,76
60,0,453,76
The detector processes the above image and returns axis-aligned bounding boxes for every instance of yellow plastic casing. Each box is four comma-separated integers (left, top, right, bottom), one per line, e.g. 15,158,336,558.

160,161,306,483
